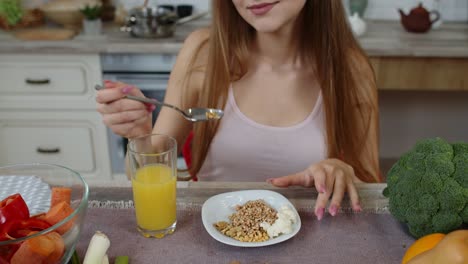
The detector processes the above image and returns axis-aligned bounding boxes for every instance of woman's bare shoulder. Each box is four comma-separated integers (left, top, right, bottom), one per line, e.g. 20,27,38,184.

168,28,210,100
185,27,210,43
174,28,210,73
180,28,210,57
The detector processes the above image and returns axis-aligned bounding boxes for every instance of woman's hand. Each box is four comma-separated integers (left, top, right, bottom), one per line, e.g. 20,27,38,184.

96,80,154,138
268,159,362,220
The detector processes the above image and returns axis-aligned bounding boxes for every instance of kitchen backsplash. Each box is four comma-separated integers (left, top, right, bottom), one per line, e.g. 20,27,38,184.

23,0,468,21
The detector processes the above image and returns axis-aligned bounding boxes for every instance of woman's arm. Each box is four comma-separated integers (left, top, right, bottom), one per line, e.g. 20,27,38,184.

124,28,210,178
151,28,210,150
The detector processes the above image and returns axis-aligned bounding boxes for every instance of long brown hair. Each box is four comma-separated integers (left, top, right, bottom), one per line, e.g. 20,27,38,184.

188,0,380,183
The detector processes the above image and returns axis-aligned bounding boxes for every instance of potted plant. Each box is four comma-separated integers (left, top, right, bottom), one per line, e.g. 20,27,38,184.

80,4,102,35
349,0,368,18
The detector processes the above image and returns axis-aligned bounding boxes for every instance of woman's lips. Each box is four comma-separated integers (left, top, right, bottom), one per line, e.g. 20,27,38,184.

247,2,278,16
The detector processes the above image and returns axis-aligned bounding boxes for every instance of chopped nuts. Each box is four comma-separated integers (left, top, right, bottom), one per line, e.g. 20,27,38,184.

205,111,220,120
213,199,277,242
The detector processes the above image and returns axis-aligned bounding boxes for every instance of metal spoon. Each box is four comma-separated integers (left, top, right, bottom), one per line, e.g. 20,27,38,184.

95,85,223,122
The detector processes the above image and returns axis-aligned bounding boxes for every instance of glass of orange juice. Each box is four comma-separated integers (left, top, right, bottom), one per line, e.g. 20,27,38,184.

127,134,177,238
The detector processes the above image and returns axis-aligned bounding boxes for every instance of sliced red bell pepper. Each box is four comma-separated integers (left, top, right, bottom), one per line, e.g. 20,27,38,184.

0,218,51,241
0,194,29,227
0,243,20,263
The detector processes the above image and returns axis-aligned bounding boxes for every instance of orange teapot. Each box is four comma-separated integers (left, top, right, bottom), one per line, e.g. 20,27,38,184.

398,3,440,33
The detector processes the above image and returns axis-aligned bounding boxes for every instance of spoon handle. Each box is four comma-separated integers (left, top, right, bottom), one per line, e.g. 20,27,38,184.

124,95,189,118
95,84,190,119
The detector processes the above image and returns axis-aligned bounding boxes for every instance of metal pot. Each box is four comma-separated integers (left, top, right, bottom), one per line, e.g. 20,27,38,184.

120,6,208,38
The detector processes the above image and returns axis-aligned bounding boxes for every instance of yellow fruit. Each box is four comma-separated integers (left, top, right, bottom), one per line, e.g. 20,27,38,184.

402,233,445,264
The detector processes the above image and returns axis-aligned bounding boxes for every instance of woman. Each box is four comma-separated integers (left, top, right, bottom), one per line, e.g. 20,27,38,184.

96,0,381,220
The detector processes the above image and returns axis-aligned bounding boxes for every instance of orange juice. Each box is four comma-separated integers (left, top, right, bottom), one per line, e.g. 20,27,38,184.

132,164,176,231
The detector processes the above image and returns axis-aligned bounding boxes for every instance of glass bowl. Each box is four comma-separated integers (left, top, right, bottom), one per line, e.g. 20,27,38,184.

0,163,88,264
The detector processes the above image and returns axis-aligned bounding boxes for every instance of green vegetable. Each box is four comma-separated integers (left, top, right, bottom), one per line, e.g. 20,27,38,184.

68,250,81,264
79,4,102,20
383,137,468,238
115,256,129,264
0,0,23,25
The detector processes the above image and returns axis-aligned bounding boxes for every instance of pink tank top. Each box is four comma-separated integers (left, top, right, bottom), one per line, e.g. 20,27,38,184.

197,86,327,181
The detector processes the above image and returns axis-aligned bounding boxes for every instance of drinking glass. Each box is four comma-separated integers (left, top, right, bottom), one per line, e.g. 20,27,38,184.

127,134,177,238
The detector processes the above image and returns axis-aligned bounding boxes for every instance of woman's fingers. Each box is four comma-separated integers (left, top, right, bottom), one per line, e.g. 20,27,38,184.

102,109,151,126
268,171,314,187
96,80,154,138
347,181,362,212
328,169,346,216
269,159,362,220
311,167,327,194
313,167,333,220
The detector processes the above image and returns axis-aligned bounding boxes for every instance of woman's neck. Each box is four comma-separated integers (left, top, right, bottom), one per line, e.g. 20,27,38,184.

252,22,301,70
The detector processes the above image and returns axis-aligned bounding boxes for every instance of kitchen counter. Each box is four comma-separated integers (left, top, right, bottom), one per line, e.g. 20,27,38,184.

75,182,415,264
0,20,467,57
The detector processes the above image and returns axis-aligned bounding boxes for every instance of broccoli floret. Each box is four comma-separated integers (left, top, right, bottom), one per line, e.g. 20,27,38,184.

453,153,468,188
414,137,453,156
452,142,468,155
461,205,468,223
438,178,466,212
384,137,468,238
432,211,463,234
425,153,455,178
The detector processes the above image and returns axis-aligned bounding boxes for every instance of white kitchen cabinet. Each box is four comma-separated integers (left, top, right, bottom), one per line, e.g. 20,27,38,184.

0,54,101,110
0,54,112,182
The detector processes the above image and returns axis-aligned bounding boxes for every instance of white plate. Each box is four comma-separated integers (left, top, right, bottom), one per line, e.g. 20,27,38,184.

201,189,301,247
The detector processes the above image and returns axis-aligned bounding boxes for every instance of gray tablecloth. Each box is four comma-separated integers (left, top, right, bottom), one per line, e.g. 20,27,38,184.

75,206,415,264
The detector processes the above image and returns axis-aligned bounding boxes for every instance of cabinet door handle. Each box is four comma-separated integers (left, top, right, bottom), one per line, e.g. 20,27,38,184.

25,78,51,85
36,147,60,154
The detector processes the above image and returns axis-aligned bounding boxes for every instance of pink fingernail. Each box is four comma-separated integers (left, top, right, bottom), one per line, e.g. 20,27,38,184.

354,203,362,213
147,104,156,113
266,178,273,183
316,207,324,221
122,86,133,94
320,185,326,193
329,205,338,216
104,80,112,83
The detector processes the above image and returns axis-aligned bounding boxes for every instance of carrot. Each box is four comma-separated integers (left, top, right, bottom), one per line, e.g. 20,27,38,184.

31,212,46,221
43,201,74,235
50,187,72,208
10,231,65,264
10,233,54,264
44,232,65,264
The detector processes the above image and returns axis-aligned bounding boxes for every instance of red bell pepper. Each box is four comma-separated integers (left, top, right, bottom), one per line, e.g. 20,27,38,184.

0,218,51,241
0,243,20,263
0,194,29,227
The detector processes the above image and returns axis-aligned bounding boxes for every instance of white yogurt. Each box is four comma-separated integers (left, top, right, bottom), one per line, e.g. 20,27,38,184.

260,205,297,238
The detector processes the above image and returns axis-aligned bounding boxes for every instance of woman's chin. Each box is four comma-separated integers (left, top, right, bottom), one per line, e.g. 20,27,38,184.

251,24,282,34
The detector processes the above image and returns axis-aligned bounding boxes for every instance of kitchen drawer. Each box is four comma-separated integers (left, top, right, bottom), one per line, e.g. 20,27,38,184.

2,126,94,172
0,63,87,94
0,111,112,181
0,54,102,110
